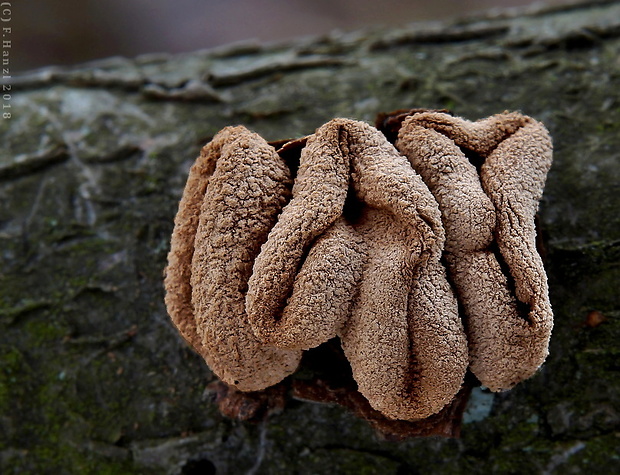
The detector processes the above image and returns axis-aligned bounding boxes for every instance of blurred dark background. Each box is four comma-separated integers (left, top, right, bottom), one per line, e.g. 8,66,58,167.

15,0,569,72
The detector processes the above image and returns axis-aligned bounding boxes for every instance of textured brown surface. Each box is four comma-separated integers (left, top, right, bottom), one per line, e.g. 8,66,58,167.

166,119,470,422
205,338,474,439
247,119,468,420
165,113,552,423
395,111,553,391
164,126,301,391
5,1,620,470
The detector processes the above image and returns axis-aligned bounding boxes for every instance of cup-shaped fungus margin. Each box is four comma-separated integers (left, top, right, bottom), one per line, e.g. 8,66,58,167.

164,126,301,392
394,110,553,391
246,119,468,421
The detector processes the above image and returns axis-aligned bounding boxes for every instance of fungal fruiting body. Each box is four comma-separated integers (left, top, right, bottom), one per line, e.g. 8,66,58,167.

396,112,553,391
164,127,301,391
246,119,468,420
164,111,553,423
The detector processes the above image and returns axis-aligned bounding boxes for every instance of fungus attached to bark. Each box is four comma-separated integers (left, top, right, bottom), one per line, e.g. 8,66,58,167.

164,126,301,392
246,119,468,421
164,110,553,436
394,110,553,391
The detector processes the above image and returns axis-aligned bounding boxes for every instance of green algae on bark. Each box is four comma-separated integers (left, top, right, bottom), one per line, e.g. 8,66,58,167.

2,1,620,473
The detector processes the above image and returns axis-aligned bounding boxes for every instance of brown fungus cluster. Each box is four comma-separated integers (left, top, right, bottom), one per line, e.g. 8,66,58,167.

164,110,553,436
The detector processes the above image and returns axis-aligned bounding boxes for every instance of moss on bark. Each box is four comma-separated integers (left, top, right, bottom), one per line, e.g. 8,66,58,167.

2,1,620,472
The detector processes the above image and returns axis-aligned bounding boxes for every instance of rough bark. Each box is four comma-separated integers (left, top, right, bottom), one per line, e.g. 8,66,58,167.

1,1,620,473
